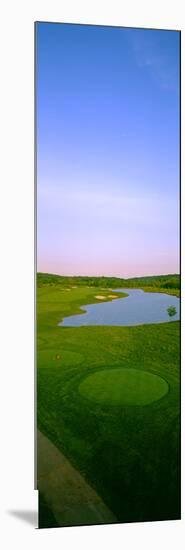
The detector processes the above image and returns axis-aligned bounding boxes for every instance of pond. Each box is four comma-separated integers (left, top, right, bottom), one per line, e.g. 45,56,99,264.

59,288,180,327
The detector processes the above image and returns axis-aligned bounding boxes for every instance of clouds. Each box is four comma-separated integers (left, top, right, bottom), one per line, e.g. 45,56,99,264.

38,182,178,232
128,29,179,91
37,24,179,277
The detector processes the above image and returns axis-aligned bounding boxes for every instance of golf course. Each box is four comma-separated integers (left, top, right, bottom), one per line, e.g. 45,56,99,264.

37,272,180,528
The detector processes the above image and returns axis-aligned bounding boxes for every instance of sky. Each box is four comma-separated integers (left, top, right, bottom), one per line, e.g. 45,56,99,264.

36,23,180,278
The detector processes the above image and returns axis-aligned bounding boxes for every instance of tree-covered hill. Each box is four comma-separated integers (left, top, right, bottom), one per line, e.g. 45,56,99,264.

37,272,180,291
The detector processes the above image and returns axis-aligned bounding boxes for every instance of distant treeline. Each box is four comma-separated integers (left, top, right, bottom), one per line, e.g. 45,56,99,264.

37,272,180,290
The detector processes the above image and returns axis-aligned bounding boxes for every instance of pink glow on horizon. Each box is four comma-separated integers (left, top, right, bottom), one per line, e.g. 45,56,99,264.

37,25,180,279
38,252,179,278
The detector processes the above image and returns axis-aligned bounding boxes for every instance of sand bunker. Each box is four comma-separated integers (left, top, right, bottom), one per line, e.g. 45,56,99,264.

108,295,118,299
95,295,106,300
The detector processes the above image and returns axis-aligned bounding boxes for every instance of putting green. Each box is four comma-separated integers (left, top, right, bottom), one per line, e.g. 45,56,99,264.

79,368,169,406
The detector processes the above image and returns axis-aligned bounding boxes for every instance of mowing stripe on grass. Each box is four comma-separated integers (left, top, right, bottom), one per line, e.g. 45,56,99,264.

79,368,169,407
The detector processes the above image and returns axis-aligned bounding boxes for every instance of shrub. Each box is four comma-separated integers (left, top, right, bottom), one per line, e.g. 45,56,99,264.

167,306,177,317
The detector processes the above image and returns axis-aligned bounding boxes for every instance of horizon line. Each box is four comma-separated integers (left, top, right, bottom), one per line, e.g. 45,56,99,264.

37,271,180,280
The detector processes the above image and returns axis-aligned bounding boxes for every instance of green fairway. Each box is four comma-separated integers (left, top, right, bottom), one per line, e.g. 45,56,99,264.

37,273,180,526
79,368,169,406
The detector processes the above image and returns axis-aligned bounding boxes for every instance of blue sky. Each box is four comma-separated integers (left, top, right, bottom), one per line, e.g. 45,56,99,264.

36,23,180,277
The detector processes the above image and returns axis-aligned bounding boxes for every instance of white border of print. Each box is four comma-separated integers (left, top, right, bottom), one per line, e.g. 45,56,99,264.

0,1,184,549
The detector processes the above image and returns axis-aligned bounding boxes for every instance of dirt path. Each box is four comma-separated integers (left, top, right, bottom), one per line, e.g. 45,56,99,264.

37,430,117,527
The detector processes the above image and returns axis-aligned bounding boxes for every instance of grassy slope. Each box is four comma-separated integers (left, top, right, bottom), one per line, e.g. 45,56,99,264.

37,272,180,297
143,286,180,297
37,276,180,525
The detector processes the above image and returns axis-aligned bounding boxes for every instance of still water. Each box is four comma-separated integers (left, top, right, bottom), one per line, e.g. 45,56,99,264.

59,289,180,327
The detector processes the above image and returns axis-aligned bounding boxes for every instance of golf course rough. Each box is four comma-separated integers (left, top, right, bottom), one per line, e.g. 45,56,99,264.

79,368,169,406
37,275,180,526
